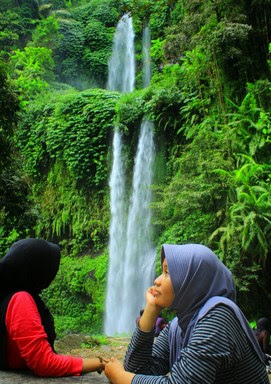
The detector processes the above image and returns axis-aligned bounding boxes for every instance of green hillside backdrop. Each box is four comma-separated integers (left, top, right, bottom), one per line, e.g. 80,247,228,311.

1,0,271,336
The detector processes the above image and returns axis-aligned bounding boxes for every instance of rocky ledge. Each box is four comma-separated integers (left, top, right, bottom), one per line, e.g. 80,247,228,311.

0,370,108,384
0,335,130,384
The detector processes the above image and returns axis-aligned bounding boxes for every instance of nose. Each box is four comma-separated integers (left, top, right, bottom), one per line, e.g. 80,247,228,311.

154,274,161,286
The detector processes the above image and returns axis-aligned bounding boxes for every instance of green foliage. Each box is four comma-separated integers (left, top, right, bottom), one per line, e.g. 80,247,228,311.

0,0,42,61
130,0,174,39
42,251,108,336
34,161,110,253
115,90,145,132
17,88,120,186
0,63,35,256
57,18,84,59
153,125,233,247
225,83,271,161
55,16,84,87
2,0,271,331
87,0,120,27
144,85,183,137
30,15,61,50
52,0,121,87
0,10,22,55
268,43,271,71
84,20,113,50
208,87,271,315
83,47,111,85
15,87,119,262
210,21,252,86
212,159,271,266
9,46,55,106
0,227,20,257
71,0,120,27
0,62,18,137
81,334,109,348
150,38,165,65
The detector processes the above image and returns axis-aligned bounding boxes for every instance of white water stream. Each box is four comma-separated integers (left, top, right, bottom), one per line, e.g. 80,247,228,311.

107,14,135,93
104,16,155,335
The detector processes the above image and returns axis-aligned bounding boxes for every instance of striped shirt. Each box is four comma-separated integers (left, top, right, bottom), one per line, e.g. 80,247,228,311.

124,305,269,384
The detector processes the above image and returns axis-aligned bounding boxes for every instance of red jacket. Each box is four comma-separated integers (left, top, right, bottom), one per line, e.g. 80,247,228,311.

5,291,83,377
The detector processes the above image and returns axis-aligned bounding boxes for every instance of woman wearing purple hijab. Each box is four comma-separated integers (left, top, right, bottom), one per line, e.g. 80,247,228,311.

105,244,269,384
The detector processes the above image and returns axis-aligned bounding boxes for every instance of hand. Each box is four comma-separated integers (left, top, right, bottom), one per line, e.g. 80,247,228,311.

82,357,109,373
145,286,163,311
105,357,133,384
101,357,110,371
138,286,163,332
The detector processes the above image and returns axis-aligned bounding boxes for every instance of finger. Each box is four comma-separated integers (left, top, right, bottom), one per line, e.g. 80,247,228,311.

148,286,156,296
103,358,110,363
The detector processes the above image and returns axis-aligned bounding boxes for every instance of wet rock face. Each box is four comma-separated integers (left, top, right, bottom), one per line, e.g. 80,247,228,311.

0,370,109,384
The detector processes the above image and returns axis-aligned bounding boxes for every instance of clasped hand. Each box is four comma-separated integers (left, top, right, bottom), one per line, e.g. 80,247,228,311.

104,357,135,384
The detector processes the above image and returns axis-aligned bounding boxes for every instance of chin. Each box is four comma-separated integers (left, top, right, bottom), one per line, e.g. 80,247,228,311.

155,299,165,308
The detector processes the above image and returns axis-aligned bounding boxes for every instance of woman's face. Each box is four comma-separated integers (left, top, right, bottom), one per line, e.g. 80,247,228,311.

153,258,175,308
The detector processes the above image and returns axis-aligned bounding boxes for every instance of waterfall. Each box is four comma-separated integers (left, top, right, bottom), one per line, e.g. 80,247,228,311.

104,132,127,335
118,22,155,333
104,14,135,336
107,14,135,93
105,17,155,335
142,22,151,88
118,119,155,332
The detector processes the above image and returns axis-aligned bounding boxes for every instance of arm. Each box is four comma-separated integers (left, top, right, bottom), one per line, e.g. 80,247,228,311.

6,292,103,377
261,331,269,353
105,358,135,384
124,285,170,375
139,286,162,332
124,325,170,375
105,328,169,384
82,357,107,374
107,305,253,384
105,287,170,384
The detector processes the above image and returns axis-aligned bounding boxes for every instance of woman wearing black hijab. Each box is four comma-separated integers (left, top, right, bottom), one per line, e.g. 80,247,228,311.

0,238,106,377
254,318,271,354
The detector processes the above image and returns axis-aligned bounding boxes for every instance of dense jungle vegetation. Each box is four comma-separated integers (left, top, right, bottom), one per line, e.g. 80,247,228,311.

0,0,271,336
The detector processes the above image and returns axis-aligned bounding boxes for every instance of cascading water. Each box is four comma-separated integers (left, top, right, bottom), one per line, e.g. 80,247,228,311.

104,14,135,336
105,17,155,335
142,22,151,88
117,21,156,333
107,13,135,93
105,132,127,333
118,119,155,332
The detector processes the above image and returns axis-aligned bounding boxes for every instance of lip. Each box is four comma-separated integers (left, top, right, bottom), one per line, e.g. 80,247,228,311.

154,290,160,297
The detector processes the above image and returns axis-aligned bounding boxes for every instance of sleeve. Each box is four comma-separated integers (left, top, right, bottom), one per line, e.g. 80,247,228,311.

124,324,170,376
128,306,246,384
5,291,83,377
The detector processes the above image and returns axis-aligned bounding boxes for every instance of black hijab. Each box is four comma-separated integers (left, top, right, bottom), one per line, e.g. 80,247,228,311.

256,318,270,333
0,238,61,370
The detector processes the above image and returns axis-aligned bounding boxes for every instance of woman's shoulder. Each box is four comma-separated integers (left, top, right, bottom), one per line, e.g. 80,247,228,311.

8,291,36,309
196,303,244,335
6,291,40,330
192,304,250,353
200,302,239,319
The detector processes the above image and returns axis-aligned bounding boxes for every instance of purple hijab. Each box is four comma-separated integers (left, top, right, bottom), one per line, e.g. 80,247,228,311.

161,244,265,367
